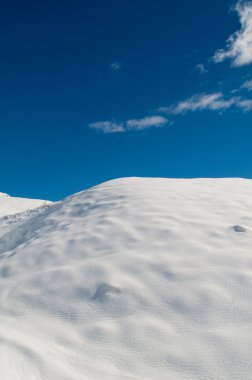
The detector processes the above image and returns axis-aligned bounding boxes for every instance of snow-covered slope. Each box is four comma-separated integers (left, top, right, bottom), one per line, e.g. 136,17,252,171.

0,192,50,218
0,193,52,238
0,178,252,379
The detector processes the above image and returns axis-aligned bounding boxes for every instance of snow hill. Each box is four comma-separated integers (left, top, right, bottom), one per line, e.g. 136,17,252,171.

0,178,252,379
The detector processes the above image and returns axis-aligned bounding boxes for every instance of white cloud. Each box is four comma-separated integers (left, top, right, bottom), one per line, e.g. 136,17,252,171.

159,93,237,115
195,63,208,74
89,121,125,133
89,90,252,134
89,116,169,134
213,1,252,66
237,99,252,110
126,116,168,130
242,79,252,90
158,91,252,116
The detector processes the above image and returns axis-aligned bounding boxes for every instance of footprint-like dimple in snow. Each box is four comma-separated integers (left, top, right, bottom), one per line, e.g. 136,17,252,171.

232,225,247,234
92,283,121,302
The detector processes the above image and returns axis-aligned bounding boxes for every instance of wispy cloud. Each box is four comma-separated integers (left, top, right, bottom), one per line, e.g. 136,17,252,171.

89,116,169,134
126,116,168,130
195,63,208,74
213,1,252,66
159,93,237,115
90,93,252,134
242,79,252,90
89,121,125,133
109,61,122,72
158,92,252,115
237,99,252,110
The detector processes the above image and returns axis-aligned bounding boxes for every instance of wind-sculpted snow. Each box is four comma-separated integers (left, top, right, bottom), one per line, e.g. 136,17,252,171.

0,178,252,379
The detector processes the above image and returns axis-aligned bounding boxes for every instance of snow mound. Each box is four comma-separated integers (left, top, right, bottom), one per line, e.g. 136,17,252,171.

1,177,252,379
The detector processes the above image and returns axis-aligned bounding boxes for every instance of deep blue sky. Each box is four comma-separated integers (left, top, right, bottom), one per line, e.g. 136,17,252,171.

1,0,252,200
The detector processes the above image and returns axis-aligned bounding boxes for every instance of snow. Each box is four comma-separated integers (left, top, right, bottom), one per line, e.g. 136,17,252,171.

0,177,252,379
0,192,51,218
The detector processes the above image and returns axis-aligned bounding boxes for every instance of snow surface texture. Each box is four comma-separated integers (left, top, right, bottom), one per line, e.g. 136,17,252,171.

0,178,252,379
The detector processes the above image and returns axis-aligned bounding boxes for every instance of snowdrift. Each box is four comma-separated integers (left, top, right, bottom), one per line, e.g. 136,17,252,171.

0,178,252,379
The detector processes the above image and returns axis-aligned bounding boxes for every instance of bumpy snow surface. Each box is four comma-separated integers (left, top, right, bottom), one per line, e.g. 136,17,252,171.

0,178,252,380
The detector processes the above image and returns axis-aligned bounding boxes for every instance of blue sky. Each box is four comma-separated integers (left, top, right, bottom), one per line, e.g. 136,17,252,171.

1,0,252,200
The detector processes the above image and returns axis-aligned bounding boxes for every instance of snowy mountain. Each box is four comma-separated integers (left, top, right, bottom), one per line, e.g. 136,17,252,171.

0,178,252,379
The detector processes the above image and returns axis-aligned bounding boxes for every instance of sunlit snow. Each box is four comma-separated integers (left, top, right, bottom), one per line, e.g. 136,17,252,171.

0,178,252,379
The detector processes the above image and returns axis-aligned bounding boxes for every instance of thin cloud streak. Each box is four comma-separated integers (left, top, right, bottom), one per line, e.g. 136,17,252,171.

237,99,252,110
126,116,168,130
242,79,252,90
158,92,252,115
89,116,169,134
159,93,237,115
89,121,125,133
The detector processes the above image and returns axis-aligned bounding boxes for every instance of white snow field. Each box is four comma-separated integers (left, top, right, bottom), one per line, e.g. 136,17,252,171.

0,177,252,380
